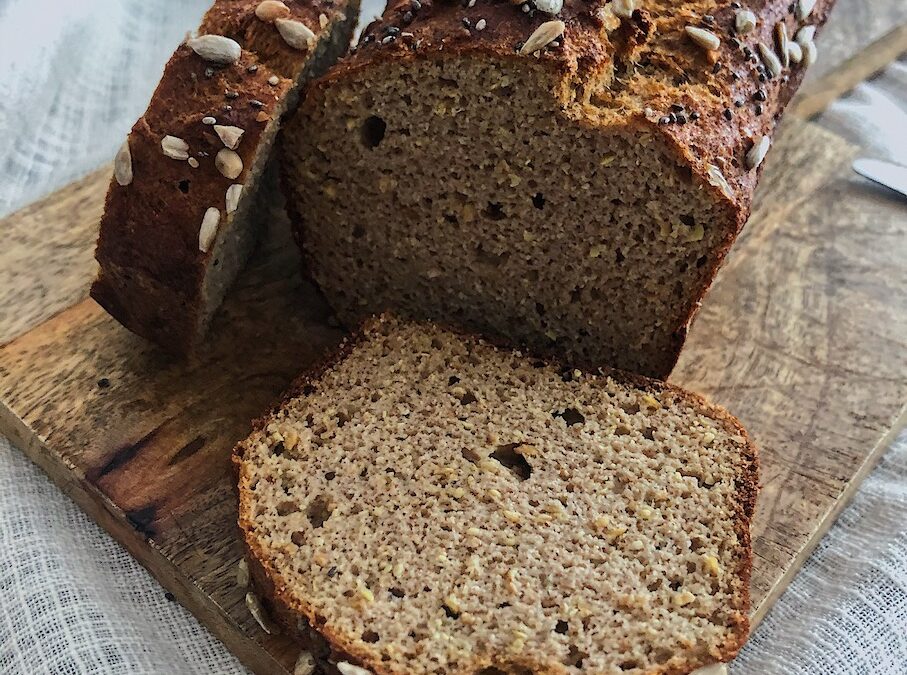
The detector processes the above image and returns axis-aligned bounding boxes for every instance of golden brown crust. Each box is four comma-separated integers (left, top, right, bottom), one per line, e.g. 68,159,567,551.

92,0,357,354
235,313,760,675
200,0,351,78
92,45,292,353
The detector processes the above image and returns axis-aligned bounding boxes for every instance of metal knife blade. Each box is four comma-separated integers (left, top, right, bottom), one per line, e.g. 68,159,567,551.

852,158,907,199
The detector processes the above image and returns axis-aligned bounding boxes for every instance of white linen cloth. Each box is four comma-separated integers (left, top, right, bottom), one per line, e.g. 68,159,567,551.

0,0,904,672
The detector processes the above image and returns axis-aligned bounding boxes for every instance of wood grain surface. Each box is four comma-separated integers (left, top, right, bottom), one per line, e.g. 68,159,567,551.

1,6,906,674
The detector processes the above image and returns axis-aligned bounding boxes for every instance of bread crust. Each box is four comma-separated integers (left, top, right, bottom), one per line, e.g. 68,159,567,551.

92,0,356,355
235,314,760,675
289,0,835,378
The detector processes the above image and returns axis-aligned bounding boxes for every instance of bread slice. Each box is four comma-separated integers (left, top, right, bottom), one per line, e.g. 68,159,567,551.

92,0,358,354
236,315,758,674
282,0,834,378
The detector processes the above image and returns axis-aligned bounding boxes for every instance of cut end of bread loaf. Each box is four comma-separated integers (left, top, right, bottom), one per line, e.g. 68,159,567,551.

236,315,758,674
286,52,739,378
284,0,834,378
92,0,358,354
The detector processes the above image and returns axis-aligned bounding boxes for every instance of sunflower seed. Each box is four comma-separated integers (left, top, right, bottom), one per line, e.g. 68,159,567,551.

226,184,243,213
757,42,782,78
202,116,217,125
534,0,563,15
214,124,245,149
255,0,290,22
801,39,817,67
236,559,250,587
796,0,816,21
612,0,635,19
685,26,720,51
188,157,200,168
519,20,564,54
215,148,244,179
319,13,329,28
795,25,816,45
245,592,277,634
774,22,790,67
275,18,316,50
706,164,734,199
114,140,133,186
745,135,770,170
294,651,316,675
161,135,189,160
187,35,241,65
787,40,803,64
199,207,221,253
734,9,756,34
337,664,372,675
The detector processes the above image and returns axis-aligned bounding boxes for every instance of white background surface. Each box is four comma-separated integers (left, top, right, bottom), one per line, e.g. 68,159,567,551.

0,1,905,672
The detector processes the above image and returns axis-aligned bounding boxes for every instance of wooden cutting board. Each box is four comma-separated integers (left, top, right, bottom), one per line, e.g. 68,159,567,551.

1,5,906,673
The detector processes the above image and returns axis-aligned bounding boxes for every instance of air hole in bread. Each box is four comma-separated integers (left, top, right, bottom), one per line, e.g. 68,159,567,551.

489,444,532,481
565,645,588,668
362,630,380,643
361,115,386,148
532,192,545,209
352,224,366,238
697,255,708,268
291,531,305,545
389,587,405,598
306,495,334,529
615,247,626,264
620,660,640,671
178,179,190,194
483,202,506,221
554,620,569,634
442,604,460,619
554,407,585,426
643,426,656,440
324,471,336,481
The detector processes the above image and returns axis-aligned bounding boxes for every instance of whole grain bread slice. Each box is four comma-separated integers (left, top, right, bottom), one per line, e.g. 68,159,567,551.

91,0,359,354
236,315,758,674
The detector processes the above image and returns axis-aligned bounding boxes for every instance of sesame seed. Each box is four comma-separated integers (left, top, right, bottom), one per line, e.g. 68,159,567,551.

723,108,733,120
690,111,700,120
250,99,264,108
268,75,280,85
462,17,471,29
202,116,217,125
476,18,486,30
754,89,767,101
225,90,239,99
247,64,258,73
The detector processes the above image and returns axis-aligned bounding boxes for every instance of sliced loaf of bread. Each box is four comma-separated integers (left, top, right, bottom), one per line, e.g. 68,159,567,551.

236,315,758,674
92,0,358,354
282,0,833,378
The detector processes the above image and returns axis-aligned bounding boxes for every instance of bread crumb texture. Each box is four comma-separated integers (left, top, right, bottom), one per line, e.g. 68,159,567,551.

237,316,757,674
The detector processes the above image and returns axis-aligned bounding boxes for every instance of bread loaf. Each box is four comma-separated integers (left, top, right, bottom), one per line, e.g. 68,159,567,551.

236,314,759,674
283,0,834,378
92,0,358,354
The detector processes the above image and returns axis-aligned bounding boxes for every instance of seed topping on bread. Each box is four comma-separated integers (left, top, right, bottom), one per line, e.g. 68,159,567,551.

187,34,242,65
519,19,565,54
113,140,132,186
275,18,317,50
255,0,291,22
215,148,244,179
214,124,245,149
160,135,190,160
198,207,220,253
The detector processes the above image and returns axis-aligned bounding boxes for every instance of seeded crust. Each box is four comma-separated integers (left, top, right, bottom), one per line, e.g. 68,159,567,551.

284,0,834,378
91,0,358,355
236,314,759,674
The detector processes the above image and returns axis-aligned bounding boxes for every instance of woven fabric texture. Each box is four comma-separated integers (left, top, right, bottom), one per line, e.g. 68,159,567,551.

0,0,905,672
